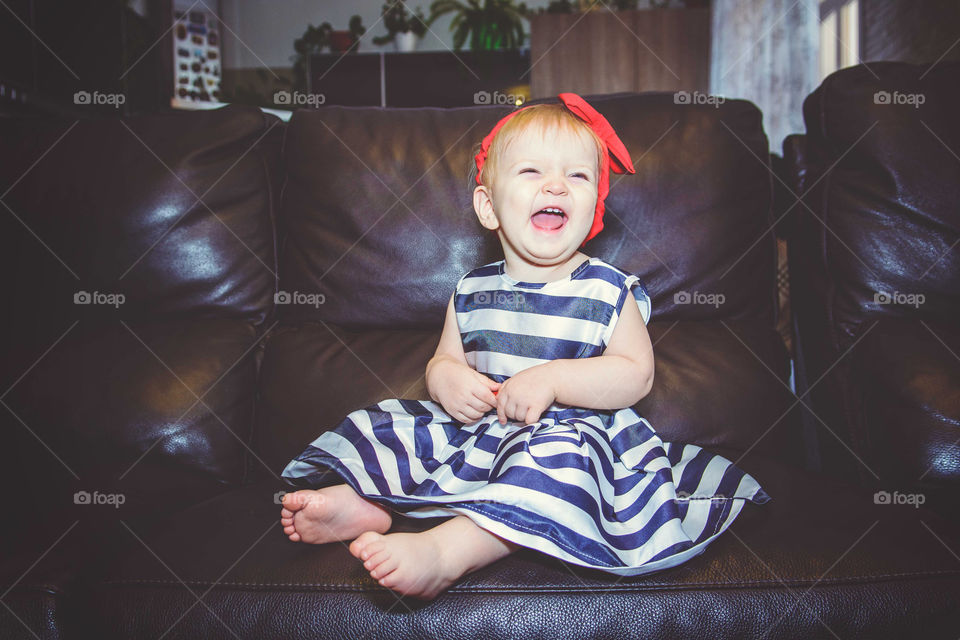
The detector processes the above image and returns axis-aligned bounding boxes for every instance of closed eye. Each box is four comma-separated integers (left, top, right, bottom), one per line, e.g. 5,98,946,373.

570,172,589,180
519,168,539,174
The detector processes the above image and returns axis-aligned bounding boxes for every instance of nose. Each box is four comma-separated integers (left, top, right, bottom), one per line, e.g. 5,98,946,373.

541,173,567,196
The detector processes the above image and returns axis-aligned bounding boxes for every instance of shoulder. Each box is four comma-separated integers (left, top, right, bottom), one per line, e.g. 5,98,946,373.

578,258,652,325
575,258,648,293
456,261,502,290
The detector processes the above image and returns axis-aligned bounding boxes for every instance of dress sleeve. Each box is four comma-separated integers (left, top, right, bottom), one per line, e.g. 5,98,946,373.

627,275,652,326
600,274,652,349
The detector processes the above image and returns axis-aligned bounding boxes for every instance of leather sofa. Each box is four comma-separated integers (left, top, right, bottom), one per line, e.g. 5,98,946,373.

782,61,960,524
1,75,958,638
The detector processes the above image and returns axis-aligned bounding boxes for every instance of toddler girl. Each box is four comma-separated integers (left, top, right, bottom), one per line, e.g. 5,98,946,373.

279,93,770,601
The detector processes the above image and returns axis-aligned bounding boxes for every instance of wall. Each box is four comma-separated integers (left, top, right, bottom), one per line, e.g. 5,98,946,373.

860,0,960,64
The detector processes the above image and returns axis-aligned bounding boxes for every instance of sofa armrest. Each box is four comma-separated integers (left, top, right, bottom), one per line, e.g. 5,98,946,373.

850,317,960,519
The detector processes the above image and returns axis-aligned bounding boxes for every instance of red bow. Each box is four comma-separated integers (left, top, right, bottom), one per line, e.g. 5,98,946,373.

474,92,636,244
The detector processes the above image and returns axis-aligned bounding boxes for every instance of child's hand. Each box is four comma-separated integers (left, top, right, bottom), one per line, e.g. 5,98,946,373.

429,358,500,424
495,363,557,426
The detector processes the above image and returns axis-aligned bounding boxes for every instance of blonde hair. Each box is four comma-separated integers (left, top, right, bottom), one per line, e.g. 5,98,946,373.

473,103,606,189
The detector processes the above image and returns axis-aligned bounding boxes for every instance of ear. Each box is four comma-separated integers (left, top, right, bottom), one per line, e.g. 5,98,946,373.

473,185,500,231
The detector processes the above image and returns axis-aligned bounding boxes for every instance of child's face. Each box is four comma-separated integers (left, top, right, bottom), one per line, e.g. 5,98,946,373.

473,125,599,267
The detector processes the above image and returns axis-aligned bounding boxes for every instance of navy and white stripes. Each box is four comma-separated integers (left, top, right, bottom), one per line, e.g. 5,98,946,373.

282,257,769,576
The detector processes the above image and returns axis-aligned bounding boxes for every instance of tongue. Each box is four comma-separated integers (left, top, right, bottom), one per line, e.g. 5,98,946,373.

532,211,565,230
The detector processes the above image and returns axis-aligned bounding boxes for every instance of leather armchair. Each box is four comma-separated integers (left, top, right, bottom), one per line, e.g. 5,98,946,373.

782,61,960,523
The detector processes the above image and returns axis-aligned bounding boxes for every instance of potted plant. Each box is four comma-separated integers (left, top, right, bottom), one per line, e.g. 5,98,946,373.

329,15,367,53
427,0,527,51
290,22,332,93
372,1,428,52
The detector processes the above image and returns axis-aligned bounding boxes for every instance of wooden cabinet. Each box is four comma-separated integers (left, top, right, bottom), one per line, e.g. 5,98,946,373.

529,8,710,98
308,51,531,107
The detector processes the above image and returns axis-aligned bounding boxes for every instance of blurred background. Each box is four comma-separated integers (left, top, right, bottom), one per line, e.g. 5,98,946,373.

1,0,958,152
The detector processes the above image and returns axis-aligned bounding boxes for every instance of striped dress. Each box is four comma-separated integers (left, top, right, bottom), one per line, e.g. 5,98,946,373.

282,256,770,576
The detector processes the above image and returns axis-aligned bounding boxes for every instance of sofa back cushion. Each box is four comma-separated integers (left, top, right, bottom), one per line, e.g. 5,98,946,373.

0,104,281,327
278,93,777,328
0,105,283,519
799,61,960,346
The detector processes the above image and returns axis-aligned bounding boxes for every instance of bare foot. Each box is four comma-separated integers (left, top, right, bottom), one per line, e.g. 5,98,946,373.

348,515,520,600
279,484,392,544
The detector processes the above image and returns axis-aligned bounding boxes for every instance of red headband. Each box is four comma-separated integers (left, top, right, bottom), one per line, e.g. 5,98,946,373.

474,92,635,244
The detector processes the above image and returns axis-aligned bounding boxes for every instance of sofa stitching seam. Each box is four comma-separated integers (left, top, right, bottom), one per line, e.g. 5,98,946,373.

98,569,960,589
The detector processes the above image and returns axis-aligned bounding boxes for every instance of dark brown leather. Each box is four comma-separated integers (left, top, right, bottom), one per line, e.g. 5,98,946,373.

784,62,960,507
253,318,802,486
278,94,778,329
76,464,960,638
0,104,282,518
853,318,960,519
3,84,959,639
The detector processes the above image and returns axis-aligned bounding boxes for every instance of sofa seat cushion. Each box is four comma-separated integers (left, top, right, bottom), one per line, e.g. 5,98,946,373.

79,456,960,639
253,317,802,484
0,507,175,640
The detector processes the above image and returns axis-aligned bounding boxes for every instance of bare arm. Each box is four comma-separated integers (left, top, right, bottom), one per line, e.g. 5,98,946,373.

426,293,500,422
545,295,654,408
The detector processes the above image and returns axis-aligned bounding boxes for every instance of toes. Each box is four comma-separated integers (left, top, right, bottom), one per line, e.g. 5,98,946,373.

357,541,385,561
352,531,383,552
289,531,301,542
378,569,401,589
367,552,398,579
280,508,293,518
348,537,370,559
284,490,320,512
363,548,389,569
281,492,302,511
349,536,380,560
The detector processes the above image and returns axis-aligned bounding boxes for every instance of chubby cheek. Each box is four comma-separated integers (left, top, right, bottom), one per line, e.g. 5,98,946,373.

502,190,536,226
575,187,599,221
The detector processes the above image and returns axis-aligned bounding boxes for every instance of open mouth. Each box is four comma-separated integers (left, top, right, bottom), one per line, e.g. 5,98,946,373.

531,206,567,231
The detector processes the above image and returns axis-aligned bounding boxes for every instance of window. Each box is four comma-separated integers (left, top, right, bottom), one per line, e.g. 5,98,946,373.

819,0,860,81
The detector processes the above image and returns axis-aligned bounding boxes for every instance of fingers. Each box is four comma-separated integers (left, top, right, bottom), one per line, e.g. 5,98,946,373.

525,406,540,425
474,373,501,400
497,394,526,426
474,371,500,390
455,405,484,423
472,386,498,408
453,410,476,423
